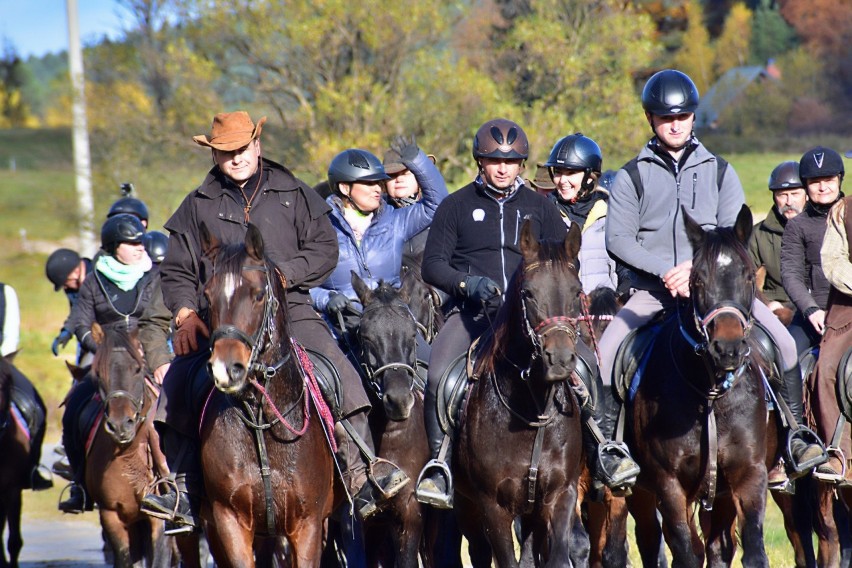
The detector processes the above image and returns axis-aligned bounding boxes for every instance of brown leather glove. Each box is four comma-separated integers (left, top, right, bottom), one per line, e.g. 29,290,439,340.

173,311,210,356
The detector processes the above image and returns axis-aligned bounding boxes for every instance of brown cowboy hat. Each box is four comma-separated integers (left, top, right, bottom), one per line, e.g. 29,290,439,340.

193,111,267,151
528,164,555,191
382,147,437,174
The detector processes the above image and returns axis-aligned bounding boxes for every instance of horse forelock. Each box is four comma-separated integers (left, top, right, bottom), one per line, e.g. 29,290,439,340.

691,227,755,309
94,328,144,388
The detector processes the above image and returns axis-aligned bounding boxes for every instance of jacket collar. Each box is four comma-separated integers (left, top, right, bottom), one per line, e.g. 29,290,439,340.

198,158,301,199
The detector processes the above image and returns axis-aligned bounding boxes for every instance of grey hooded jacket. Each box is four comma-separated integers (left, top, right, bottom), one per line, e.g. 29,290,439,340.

605,138,745,292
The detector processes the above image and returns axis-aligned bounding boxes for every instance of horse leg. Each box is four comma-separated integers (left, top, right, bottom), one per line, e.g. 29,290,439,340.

206,505,255,568
476,501,518,568
539,488,581,568
734,474,770,568
702,497,737,568
395,507,425,568
454,495,493,568
421,508,463,568
175,534,203,568
99,510,133,568
599,494,629,568
148,514,172,568
815,482,842,567
289,520,328,568
627,486,664,567
568,510,591,568
655,481,703,568
770,483,816,567
5,490,22,568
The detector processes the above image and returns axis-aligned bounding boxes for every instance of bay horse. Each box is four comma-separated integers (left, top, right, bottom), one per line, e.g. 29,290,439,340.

626,205,769,567
86,326,171,568
453,220,585,567
198,223,336,567
351,274,431,567
0,357,31,568
400,255,445,344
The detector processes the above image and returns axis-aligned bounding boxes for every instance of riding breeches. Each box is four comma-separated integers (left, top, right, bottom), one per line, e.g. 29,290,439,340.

598,289,799,387
807,291,852,459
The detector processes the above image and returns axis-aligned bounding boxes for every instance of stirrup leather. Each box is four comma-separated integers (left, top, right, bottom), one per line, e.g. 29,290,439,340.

415,459,454,508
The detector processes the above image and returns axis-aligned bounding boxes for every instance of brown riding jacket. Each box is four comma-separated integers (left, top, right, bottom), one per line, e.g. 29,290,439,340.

160,158,337,321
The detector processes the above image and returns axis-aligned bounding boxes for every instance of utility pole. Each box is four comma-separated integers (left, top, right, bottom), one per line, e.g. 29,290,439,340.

66,0,96,256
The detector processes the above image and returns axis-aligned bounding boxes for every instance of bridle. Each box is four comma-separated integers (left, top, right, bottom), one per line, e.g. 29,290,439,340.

358,300,420,399
519,260,580,359
98,347,147,433
209,264,287,379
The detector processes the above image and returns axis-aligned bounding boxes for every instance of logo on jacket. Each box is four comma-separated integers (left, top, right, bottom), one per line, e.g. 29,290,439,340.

472,208,485,222
814,152,825,169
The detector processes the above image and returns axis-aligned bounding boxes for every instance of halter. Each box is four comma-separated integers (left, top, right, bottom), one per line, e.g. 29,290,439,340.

98,346,147,432
209,264,282,378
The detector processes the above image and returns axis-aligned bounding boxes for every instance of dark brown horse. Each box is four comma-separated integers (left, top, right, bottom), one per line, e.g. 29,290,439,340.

0,357,31,568
453,220,585,567
400,255,445,344
351,274,431,567
198,223,336,567
626,206,770,567
85,326,170,568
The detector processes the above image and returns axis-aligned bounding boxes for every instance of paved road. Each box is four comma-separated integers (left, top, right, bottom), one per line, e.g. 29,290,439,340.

18,510,108,568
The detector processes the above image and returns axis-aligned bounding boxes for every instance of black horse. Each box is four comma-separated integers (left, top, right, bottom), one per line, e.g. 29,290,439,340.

453,220,585,567
626,206,770,567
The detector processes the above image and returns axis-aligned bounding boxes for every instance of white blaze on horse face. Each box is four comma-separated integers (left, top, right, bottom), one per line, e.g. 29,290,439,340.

210,357,231,389
222,273,241,306
717,252,733,268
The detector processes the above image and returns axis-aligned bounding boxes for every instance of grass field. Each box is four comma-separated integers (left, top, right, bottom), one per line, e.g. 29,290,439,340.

0,126,848,565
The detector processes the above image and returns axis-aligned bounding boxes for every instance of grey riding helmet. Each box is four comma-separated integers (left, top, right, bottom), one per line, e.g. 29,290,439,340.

327,149,390,192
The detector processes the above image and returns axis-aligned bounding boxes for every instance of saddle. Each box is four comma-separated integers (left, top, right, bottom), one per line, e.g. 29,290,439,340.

613,313,667,403
304,348,344,419
836,346,852,423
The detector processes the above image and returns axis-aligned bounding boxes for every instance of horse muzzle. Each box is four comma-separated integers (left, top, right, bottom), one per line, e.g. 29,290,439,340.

104,415,138,448
709,338,749,372
542,346,577,382
208,357,249,394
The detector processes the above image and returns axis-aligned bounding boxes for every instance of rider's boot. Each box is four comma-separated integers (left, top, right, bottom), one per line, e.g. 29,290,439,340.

338,411,409,521
139,427,201,533
593,388,640,493
414,387,454,509
58,443,88,514
778,364,828,477
28,420,53,491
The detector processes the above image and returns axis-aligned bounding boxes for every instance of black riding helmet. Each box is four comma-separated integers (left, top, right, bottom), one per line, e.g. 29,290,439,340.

101,214,145,255
543,133,603,197
143,230,169,263
46,248,81,291
108,196,149,223
327,149,390,192
799,146,845,184
768,161,803,191
641,69,700,117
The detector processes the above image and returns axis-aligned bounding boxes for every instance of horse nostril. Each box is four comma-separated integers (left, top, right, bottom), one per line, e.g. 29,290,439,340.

229,362,247,381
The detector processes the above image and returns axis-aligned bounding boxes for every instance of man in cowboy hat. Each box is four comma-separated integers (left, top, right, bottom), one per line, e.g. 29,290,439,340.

141,111,408,533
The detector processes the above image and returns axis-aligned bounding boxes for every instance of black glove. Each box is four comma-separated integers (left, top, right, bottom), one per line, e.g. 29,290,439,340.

326,292,352,315
463,276,501,304
390,135,420,164
51,329,73,356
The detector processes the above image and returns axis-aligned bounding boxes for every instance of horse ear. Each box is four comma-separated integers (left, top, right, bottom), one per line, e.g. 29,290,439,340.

564,222,582,263
2,350,18,364
245,223,265,261
65,360,89,382
520,218,540,262
91,322,104,346
351,271,372,305
682,206,706,252
199,222,220,259
399,273,415,304
733,205,753,246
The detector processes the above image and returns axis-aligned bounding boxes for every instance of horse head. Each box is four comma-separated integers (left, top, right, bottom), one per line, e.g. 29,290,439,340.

353,273,418,421
684,205,755,375
203,222,286,396
517,219,583,383
92,326,147,448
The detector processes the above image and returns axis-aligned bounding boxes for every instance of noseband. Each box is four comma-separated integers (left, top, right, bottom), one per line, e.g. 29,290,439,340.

99,347,146,430
210,264,283,378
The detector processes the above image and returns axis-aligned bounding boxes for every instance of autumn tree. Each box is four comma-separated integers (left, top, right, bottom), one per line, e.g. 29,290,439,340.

0,41,32,128
672,0,714,95
749,0,797,65
714,3,752,77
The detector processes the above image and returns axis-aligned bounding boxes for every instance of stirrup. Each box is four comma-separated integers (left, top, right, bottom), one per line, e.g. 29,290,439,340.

140,477,182,520
57,483,88,514
365,458,410,500
597,441,640,491
415,459,453,508
812,446,846,484
786,426,828,476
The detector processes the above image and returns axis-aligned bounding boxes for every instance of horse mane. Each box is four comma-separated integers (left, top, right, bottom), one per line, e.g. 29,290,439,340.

477,238,578,376
93,328,145,383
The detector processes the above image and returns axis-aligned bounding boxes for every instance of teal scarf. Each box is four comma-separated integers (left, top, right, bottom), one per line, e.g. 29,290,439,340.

96,254,151,291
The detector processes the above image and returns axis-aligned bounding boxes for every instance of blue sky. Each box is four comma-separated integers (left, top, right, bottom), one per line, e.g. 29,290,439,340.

0,0,126,58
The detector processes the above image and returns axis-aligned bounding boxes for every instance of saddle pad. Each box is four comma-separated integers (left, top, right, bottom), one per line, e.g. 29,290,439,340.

613,319,664,402
10,402,30,441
